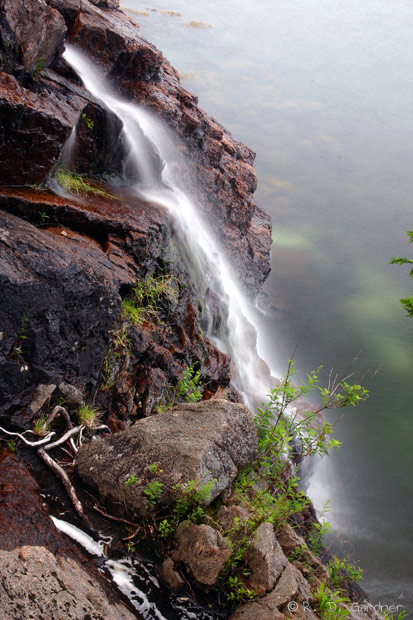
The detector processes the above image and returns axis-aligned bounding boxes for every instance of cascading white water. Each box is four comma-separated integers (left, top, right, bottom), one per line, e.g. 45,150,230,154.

63,45,279,410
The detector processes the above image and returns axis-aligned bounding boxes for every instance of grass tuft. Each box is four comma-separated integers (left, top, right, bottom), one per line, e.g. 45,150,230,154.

55,168,114,198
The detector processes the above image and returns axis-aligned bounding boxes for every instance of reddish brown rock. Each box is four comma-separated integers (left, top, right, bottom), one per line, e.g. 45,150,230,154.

217,504,249,533
230,602,285,620
264,561,312,608
0,0,66,74
172,522,230,587
276,523,329,589
231,562,313,620
66,0,162,80
244,522,288,596
48,0,272,294
158,557,185,593
134,366,168,416
0,186,231,421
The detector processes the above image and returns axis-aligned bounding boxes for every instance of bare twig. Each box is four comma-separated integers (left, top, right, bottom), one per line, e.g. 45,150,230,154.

93,502,138,527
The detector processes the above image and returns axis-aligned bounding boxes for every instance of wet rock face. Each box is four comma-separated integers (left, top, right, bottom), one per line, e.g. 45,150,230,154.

75,399,258,518
0,72,85,185
52,0,270,294
0,186,230,421
0,0,272,294
0,0,66,75
0,209,124,420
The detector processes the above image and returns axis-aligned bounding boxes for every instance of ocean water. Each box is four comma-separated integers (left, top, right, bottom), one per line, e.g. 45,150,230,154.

121,0,413,610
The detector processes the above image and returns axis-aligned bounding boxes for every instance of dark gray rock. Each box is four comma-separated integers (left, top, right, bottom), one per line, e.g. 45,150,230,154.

0,210,123,421
75,399,258,518
172,522,230,587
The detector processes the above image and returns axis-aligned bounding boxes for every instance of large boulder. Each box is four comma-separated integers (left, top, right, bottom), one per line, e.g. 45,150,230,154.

75,399,258,517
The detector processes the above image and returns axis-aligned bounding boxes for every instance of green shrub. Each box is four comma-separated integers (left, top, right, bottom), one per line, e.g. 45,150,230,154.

390,230,413,316
175,364,202,402
328,555,363,589
313,582,350,620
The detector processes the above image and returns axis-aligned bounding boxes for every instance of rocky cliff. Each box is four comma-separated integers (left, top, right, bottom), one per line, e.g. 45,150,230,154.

0,0,272,424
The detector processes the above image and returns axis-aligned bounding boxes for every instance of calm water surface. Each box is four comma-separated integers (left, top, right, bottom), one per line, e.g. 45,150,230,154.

121,0,413,609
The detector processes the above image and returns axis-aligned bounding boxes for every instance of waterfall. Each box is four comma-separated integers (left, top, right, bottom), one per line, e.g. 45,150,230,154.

63,45,278,410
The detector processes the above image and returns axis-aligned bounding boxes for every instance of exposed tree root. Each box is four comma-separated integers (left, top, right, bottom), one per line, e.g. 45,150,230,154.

0,405,95,528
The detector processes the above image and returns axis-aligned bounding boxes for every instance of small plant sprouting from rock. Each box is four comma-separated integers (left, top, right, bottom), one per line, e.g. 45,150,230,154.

10,311,30,359
148,462,162,474
155,363,204,413
81,113,95,130
7,439,16,452
143,480,164,508
78,405,101,429
125,474,138,486
32,55,45,80
101,324,131,392
175,364,202,403
313,582,350,620
327,555,363,590
121,274,179,326
34,413,48,436
55,168,114,198
38,210,50,226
